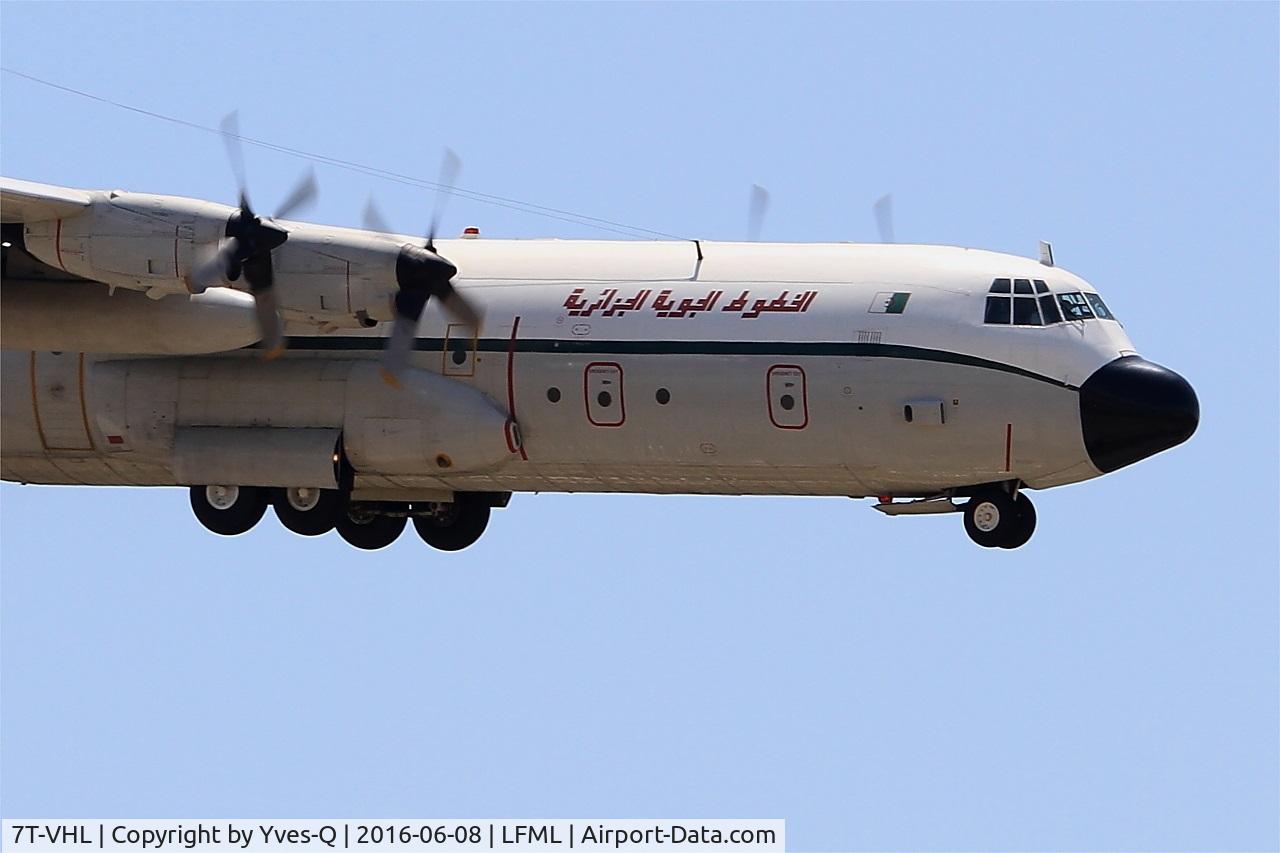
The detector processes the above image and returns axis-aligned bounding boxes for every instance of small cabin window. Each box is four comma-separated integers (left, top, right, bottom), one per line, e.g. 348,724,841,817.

985,296,1011,324
1058,292,1095,321
1034,279,1050,294
1013,278,1034,295
989,278,1011,294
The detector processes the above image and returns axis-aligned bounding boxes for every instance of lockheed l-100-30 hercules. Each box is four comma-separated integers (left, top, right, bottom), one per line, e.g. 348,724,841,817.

0,137,1198,551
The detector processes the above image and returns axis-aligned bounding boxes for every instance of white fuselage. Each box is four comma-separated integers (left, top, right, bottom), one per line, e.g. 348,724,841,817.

2,222,1136,499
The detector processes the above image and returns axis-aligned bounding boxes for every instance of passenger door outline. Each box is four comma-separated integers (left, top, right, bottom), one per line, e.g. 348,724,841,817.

584,362,626,427
767,364,808,430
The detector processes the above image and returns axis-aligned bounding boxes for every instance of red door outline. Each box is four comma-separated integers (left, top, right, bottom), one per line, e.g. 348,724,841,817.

767,364,809,430
584,362,626,427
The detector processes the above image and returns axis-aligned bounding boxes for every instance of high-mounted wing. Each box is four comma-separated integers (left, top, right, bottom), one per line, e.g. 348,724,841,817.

1,177,92,223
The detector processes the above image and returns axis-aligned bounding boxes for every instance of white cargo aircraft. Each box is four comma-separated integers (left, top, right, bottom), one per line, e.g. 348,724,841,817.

0,144,1198,552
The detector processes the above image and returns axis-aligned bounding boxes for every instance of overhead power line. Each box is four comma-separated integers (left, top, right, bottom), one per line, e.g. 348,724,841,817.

1,67,687,241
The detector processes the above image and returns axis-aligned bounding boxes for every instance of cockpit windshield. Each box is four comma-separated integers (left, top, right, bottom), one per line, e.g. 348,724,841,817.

984,278,1118,325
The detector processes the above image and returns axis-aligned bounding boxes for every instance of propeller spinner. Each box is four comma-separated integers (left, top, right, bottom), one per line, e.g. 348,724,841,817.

191,111,317,359
367,149,480,388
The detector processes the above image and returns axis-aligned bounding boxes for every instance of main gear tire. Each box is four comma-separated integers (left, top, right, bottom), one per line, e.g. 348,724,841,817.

336,507,406,551
272,487,343,537
190,485,268,536
412,494,491,552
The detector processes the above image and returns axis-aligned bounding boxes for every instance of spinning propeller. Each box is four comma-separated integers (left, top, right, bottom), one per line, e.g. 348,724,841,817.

746,183,770,242
363,149,479,388
873,194,895,243
192,112,318,358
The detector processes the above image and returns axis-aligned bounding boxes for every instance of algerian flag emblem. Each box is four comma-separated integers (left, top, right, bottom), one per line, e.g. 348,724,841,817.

869,291,911,314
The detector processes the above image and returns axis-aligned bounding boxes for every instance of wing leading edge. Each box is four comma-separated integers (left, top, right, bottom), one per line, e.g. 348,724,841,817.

1,177,92,224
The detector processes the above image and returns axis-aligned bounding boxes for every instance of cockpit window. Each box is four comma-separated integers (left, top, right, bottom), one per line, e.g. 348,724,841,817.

1038,294,1062,324
986,278,1113,326
1084,292,1117,320
985,295,1012,324
1057,292,1095,321
1013,296,1042,325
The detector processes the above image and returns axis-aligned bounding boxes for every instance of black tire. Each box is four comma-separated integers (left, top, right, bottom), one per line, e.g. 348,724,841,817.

272,487,343,537
412,494,491,552
998,493,1037,549
336,507,406,551
963,489,1019,548
190,485,268,536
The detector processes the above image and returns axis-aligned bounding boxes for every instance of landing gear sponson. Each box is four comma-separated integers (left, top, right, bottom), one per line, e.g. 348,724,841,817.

189,485,508,552
872,481,1037,549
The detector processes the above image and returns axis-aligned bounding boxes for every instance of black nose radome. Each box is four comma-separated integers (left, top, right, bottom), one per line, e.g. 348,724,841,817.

1079,356,1199,473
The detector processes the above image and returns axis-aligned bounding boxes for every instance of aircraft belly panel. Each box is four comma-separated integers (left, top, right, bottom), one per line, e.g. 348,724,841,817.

2,346,1094,494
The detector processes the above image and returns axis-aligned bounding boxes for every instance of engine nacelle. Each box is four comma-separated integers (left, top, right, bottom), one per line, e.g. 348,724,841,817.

23,190,228,294
20,190,406,327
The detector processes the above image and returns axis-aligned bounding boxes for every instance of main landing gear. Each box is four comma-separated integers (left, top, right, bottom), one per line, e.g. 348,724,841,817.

188,485,502,552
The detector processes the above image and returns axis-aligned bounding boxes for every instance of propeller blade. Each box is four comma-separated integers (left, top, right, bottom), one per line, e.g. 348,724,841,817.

240,252,286,359
874,194,895,243
273,168,318,221
747,183,769,242
219,111,249,208
362,197,392,234
252,288,286,359
425,148,462,251
189,237,239,293
380,315,417,387
436,282,480,327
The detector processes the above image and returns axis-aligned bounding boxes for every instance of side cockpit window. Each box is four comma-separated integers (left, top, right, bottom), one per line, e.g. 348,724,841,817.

1057,292,1095,321
1084,292,1116,320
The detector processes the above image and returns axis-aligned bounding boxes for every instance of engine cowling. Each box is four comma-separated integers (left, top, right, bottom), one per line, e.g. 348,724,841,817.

20,190,406,328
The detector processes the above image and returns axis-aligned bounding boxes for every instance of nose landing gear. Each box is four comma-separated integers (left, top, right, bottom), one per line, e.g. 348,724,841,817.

963,488,1036,549
873,484,1038,549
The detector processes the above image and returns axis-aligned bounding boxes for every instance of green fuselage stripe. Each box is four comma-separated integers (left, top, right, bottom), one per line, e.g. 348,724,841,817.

277,336,1076,390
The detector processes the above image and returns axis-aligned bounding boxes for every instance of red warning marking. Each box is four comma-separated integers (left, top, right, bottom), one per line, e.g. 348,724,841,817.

107,435,124,445
54,219,66,271
1004,423,1013,472
506,316,528,460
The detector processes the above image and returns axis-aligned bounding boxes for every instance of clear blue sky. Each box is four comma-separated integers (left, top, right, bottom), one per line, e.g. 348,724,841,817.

2,3,1277,850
